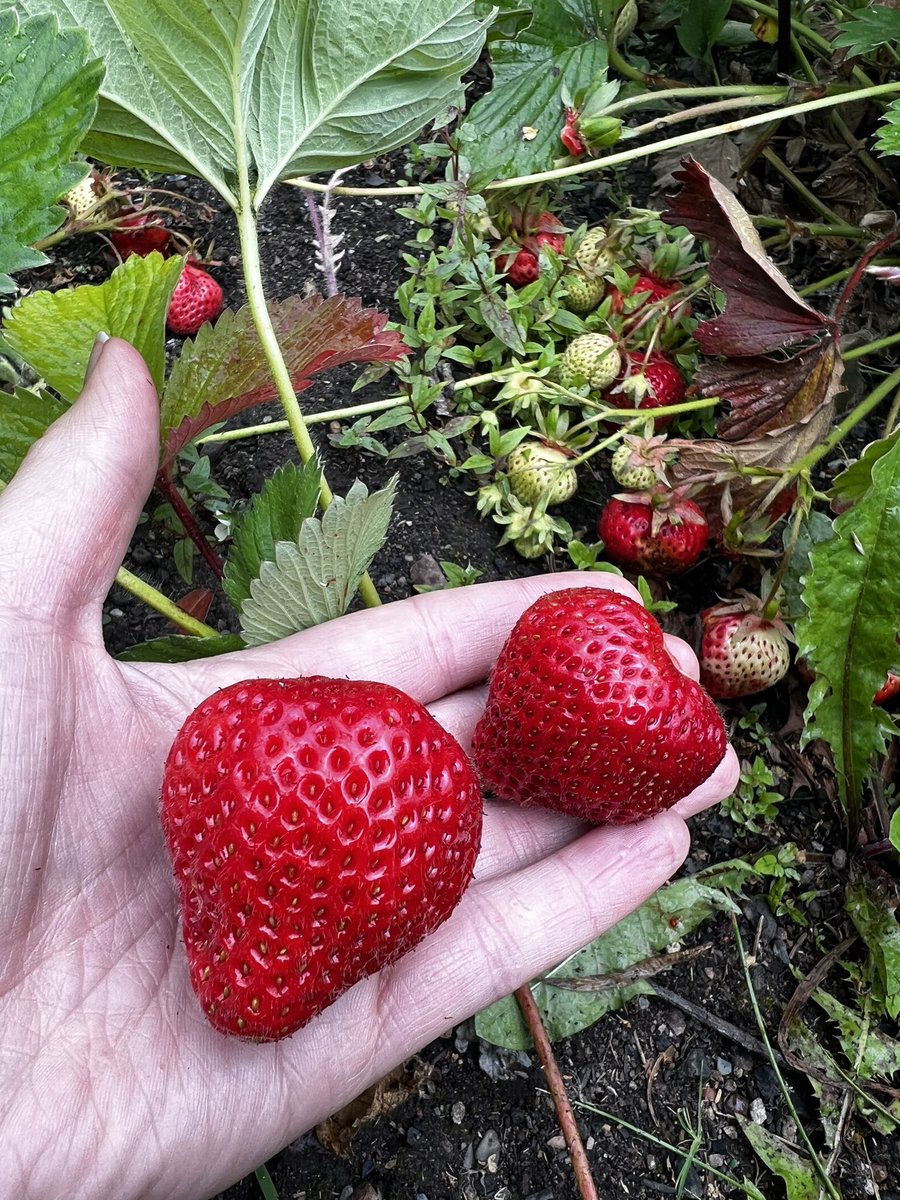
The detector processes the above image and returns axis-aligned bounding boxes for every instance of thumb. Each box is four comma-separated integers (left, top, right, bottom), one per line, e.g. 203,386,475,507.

0,336,160,622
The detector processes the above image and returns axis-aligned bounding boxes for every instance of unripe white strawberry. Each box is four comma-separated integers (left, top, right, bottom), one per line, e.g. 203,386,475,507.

610,434,675,491
699,603,791,699
507,441,578,507
63,173,98,219
565,271,605,314
613,0,639,44
575,226,615,276
558,333,621,391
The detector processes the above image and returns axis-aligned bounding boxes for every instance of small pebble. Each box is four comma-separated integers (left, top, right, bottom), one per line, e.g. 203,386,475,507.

717,1057,733,1077
406,1125,423,1148
750,1098,767,1125
832,847,847,869
451,1101,466,1125
476,1129,501,1164
547,1134,567,1151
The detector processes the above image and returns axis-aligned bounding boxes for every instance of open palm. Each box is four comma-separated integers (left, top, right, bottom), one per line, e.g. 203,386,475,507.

0,340,738,1200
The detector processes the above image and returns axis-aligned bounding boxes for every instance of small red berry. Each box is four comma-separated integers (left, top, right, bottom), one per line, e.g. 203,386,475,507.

598,493,708,577
110,209,171,259
605,351,686,428
167,261,224,336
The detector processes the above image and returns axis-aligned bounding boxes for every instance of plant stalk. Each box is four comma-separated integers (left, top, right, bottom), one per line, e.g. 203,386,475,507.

231,94,381,609
115,567,220,638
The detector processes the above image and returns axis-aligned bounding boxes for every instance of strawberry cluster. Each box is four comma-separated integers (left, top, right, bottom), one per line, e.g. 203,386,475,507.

161,589,726,1042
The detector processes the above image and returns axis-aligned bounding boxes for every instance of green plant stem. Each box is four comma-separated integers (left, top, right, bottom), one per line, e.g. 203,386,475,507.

232,93,381,609
480,82,900,191
760,146,849,227
115,567,219,637
602,84,788,119
751,214,866,239
731,915,841,1200
566,395,719,457
785,367,900,484
881,383,900,439
630,93,790,138
568,1099,763,1198
844,330,900,362
733,0,876,87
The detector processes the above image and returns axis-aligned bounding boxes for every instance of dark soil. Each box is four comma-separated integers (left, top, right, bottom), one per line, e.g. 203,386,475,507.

38,143,900,1200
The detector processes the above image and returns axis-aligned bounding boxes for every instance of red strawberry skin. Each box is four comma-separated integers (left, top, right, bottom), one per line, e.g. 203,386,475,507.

110,210,171,258
500,247,539,287
598,496,708,576
167,261,224,335
606,351,685,427
472,588,727,824
609,272,680,313
698,606,790,699
161,676,483,1041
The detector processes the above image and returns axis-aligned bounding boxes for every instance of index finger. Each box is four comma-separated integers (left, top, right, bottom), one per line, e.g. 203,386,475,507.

155,573,643,710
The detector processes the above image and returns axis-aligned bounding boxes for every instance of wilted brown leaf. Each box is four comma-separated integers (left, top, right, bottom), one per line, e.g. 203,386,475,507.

316,1060,429,1157
663,158,835,354
696,337,844,440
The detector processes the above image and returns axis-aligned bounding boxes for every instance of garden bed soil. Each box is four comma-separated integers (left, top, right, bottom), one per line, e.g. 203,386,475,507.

42,151,899,1200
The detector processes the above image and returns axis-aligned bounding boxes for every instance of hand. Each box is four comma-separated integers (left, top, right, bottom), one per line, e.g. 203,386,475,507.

0,339,738,1200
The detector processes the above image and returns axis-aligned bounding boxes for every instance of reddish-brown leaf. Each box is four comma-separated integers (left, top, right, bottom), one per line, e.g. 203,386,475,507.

696,337,844,440
160,294,407,469
663,158,834,354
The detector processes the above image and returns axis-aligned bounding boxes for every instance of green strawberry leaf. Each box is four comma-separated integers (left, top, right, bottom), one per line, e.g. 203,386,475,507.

457,0,609,182
0,386,67,483
833,5,900,56
475,859,754,1049
795,435,900,829
2,0,486,209
3,251,183,400
740,1121,819,1200
223,460,323,614
0,9,102,291
116,633,245,663
812,988,900,1081
891,807,900,854
829,431,900,506
239,478,396,646
675,0,732,63
845,871,900,1022
875,98,900,157
160,295,406,468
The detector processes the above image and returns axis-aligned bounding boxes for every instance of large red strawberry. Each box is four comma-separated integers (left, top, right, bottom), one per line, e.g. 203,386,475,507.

598,491,708,577
167,260,224,335
699,602,791,699
608,271,681,314
161,676,483,1041
605,350,686,427
472,588,727,824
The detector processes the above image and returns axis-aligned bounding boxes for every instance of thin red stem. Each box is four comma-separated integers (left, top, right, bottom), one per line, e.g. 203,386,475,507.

833,231,900,322
154,470,225,580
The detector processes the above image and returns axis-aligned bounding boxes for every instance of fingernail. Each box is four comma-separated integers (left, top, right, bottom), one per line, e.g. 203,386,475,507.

85,330,110,381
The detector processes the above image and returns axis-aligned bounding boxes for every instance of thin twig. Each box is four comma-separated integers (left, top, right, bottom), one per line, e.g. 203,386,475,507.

514,985,600,1200
650,983,784,1064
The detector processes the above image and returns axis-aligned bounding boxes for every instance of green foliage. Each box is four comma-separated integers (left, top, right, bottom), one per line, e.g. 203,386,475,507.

2,0,487,209
116,634,244,662
674,0,732,62
875,98,900,156
834,5,900,55
0,387,67,483
796,435,900,833
845,871,900,1021
740,1122,819,1200
475,859,755,1049
3,251,183,400
891,807,900,853
239,478,396,646
0,9,102,291
456,0,610,182
223,461,322,613
723,755,784,833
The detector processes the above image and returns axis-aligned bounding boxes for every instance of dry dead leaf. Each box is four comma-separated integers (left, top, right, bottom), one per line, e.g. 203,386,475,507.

316,1060,430,1157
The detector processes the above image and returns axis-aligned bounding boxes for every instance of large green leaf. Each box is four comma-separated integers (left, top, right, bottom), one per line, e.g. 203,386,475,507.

0,9,102,290
845,871,900,1022
239,477,396,646
475,859,753,1050
2,251,183,399
796,435,900,824
740,1122,819,1200
457,0,608,182
2,0,487,208
0,386,67,482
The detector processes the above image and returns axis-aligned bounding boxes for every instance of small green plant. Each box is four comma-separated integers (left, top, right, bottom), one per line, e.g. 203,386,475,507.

723,755,784,833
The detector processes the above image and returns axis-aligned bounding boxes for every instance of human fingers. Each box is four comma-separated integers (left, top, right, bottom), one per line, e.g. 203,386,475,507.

673,742,739,819
163,572,643,710
0,338,159,620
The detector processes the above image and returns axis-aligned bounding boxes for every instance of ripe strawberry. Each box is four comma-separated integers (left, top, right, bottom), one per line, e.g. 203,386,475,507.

472,587,727,824
507,440,577,506
608,271,681,314
532,229,566,255
605,350,686,427
874,671,900,706
161,676,483,1041
110,208,171,258
699,603,790,699
167,260,224,335
598,492,708,577
558,332,621,391
501,247,540,287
